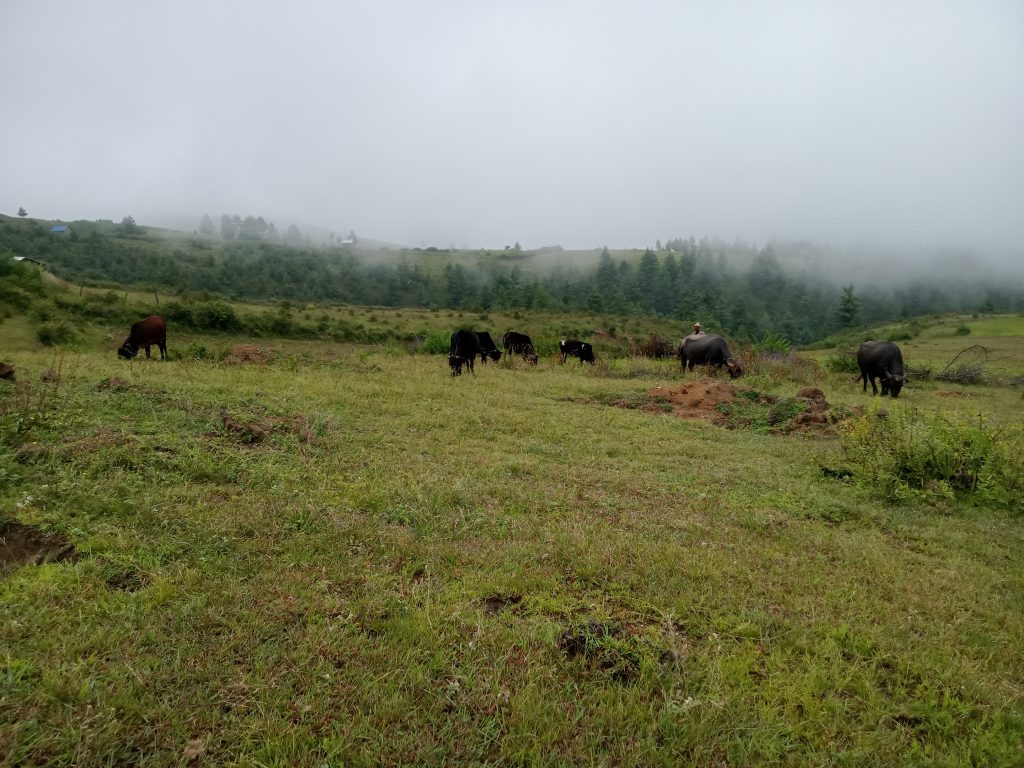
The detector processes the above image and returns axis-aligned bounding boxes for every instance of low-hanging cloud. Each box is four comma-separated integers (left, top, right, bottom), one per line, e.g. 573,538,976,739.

1,1,1022,257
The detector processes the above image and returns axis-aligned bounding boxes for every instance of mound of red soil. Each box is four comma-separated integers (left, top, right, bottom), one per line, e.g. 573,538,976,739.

644,380,736,421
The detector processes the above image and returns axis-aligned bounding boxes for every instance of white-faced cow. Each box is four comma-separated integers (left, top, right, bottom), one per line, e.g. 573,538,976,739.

503,331,538,365
559,339,595,364
118,316,167,360
857,341,906,398
678,333,742,378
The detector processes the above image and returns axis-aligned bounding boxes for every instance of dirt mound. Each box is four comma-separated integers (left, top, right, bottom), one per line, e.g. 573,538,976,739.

218,410,317,446
222,345,274,365
1,521,79,576
613,381,858,435
789,388,831,428
96,377,132,391
643,380,736,420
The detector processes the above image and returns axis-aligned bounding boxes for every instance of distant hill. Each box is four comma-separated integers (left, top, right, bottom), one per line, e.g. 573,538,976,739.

3,212,1022,346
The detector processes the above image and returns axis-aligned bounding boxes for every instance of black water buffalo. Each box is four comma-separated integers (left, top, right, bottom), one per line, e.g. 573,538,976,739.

449,330,481,376
118,315,167,360
678,333,742,378
857,341,906,398
503,331,538,365
475,331,502,363
559,339,595,364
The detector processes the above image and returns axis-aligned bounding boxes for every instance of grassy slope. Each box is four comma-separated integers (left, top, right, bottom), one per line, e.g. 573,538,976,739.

2,317,1024,766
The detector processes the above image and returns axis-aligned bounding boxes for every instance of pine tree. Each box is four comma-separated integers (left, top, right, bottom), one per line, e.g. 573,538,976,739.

837,284,860,327
17,206,28,218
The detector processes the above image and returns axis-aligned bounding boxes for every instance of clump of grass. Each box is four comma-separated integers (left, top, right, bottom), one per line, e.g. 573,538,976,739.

558,620,664,682
36,320,78,347
840,404,1024,507
824,347,859,374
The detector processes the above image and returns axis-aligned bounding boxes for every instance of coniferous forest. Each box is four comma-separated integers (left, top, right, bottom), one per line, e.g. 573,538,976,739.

2,214,1021,346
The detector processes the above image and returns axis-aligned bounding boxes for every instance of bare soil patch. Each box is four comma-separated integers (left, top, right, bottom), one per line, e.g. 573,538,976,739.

1,521,79,576
219,410,317,446
610,380,858,435
481,594,523,615
222,345,275,365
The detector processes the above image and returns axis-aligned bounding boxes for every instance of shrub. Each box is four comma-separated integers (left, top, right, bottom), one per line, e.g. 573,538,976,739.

840,405,1024,508
185,342,212,360
37,320,78,346
824,347,860,374
421,332,450,355
955,325,971,336
753,333,791,355
193,301,240,331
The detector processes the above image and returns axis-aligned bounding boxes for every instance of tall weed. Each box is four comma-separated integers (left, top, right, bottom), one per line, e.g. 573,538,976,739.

840,404,1024,508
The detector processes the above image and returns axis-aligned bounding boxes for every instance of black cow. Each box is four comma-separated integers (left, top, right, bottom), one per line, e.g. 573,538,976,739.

559,339,595,364
118,315,167,360
503,331,538,365
449,330,481,376
475,331,502,364
857,341,906,398
678,333,742,378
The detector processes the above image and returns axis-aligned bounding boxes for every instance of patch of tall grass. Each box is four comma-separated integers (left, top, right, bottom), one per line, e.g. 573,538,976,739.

840,403,1024,508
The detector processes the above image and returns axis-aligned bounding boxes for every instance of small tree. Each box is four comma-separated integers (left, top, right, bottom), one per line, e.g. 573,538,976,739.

198,213,216,235
837,283,860,327
121,215,139,234
17,206,28,218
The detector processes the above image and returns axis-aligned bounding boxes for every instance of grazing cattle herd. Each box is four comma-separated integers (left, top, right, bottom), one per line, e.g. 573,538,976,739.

113,314,908,398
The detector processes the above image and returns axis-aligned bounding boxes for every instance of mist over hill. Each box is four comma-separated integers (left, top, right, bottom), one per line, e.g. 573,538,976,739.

3,212,1022,347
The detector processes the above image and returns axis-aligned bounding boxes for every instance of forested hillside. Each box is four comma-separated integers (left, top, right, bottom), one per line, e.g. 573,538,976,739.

2,214,1021,346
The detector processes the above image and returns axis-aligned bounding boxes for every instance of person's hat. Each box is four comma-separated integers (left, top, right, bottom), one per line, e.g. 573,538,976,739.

693,322,701,329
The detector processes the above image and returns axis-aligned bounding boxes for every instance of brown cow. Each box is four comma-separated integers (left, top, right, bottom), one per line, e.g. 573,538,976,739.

118,316,167,360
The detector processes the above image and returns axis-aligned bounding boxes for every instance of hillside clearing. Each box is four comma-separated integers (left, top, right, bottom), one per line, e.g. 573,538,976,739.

3,329,1023,766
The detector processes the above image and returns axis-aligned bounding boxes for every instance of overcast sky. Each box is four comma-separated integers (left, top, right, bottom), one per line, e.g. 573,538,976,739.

2,1,1022,252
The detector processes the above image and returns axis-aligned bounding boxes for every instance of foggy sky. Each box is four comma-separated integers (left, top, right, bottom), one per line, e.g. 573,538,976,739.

2,1,1022,253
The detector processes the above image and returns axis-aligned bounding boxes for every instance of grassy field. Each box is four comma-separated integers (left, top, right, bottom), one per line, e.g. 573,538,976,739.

2,314,1024,766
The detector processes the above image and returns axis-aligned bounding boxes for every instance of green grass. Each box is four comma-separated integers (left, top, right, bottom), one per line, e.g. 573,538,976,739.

2,317,1024,766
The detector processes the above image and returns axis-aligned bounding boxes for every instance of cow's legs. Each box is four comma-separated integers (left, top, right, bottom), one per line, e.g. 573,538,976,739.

159,341,167,360
144,345,152,359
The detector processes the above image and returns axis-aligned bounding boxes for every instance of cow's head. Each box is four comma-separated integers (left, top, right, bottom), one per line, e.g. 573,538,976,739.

448,355,464,376
883,369,904,398
526,353,539,366
487,349,502,362
726,358,743,379
118,341,138,360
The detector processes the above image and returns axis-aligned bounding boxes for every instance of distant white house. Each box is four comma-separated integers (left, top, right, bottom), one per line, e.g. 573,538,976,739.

341,237,356,249
12,255,45,267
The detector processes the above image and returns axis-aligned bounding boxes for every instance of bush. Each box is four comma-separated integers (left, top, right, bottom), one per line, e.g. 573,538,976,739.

36,320,78,346
955,325,971,336
193,301,240,331
840,405,1024,508
421,332,450,355
824,347,859,373
753,333,791,355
